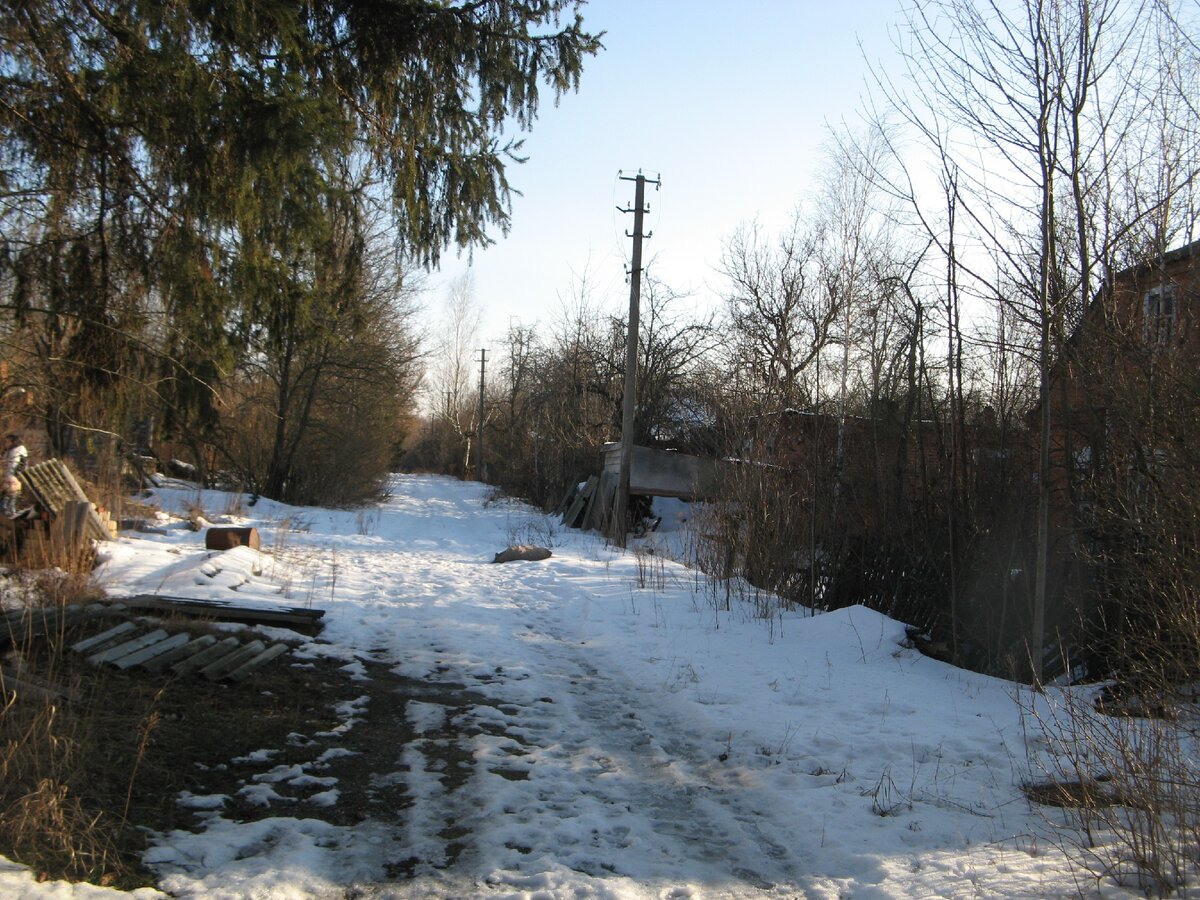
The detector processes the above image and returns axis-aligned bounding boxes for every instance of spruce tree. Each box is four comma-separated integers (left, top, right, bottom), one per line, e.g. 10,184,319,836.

0,0,600,487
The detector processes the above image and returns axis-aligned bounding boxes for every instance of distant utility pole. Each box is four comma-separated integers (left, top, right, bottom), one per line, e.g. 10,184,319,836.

613,170,660,548
476,348,488,482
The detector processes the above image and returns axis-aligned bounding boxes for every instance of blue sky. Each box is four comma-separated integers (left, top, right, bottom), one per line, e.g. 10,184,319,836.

429,1,906,343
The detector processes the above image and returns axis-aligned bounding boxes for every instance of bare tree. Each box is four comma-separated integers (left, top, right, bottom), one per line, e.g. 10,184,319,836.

632,274,717,447
879,0,1169,682
814,124,910,534
720,215,837,410
427,272,482,474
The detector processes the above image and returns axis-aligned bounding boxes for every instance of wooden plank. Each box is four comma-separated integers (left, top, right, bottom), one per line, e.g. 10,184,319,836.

4,604,84,647
17,459,111,542
1,608,41,646
1,605,51,625
110,595,324,630
563,475,597,528
59,603,86,628
47,462,85,503
582,471,616,532
580,479,600,531
551,480,578,517
116,594,324,620
1,662,82,703
52,611,285,685
57,501,91,551
141,634,216,674
89,629,169,666
71,621,137,653
18,462,62,509
15,468,50,511
560,484,585,526
0,668,64,703
112,632,190,670
25,606,68,639
201,640,264,681
586,471,615,534
171,637,240,676
225,643,290,683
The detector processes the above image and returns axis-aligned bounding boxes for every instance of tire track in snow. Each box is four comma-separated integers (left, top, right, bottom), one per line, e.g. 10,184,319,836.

520,630,802,890
374,553,812,896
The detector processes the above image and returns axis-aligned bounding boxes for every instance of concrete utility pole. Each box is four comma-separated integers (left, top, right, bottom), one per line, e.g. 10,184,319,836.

476,348,487,482
613,170,660,547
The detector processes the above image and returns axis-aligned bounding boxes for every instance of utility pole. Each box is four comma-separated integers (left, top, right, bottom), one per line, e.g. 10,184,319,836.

476,348,487,482
613,170,660,547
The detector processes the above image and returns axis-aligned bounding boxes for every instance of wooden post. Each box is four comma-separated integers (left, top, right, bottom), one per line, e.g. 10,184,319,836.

614,171,660,547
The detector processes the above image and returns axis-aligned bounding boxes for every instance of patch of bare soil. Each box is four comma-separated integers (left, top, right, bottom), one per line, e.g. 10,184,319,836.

1,614,478,890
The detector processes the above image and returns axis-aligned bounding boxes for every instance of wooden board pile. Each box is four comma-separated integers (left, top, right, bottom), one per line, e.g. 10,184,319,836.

555,472,618,532
112,594,324,633
73,621,289,682
15,458,116,541
0,600,303,703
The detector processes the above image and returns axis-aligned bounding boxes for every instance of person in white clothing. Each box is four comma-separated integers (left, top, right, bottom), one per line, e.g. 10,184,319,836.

2,433,28,517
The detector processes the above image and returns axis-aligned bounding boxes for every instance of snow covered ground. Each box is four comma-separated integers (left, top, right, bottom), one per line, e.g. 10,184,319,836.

0,474,1136,898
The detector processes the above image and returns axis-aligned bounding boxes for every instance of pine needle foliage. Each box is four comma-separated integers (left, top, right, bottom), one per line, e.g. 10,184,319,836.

0,0,601,496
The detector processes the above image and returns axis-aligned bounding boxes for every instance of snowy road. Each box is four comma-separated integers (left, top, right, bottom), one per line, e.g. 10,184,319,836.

63,473,1111,898
392,626,809,897
330,480,812,897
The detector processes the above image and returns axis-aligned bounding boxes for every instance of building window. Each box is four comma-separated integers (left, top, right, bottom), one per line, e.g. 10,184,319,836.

1143,284,1178,346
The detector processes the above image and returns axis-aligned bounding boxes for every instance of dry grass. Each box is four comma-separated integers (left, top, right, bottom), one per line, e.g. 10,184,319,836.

1023,682,1200,896
0,573,362,888
0,597,143,887
0,461,357,887
0,698,127,885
